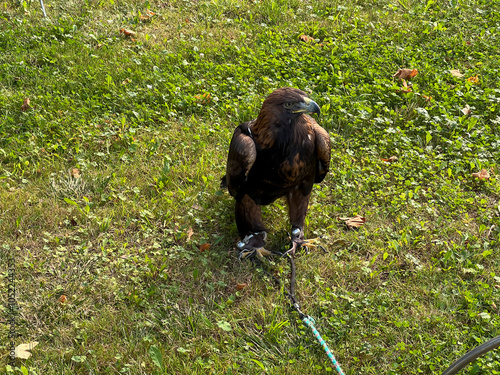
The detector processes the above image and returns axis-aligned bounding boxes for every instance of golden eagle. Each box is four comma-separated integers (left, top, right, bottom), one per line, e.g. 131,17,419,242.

221,87,331,258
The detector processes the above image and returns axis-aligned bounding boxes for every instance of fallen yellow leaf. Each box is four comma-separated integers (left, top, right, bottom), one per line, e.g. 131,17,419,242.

450,69,464,78
467,75,479,84
15,342,39,359
461,105,471,116
194,93,212,105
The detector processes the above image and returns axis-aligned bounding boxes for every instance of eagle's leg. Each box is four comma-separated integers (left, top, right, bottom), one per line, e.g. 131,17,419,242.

286,190,322,255
235,194,270,259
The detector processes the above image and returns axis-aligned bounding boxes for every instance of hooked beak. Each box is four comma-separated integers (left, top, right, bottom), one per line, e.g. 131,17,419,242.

293,97,321,116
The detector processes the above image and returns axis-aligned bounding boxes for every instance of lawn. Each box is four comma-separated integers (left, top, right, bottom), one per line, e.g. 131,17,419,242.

0,0,499,373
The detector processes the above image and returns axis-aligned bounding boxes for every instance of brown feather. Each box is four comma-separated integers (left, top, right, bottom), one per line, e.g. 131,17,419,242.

312,121,331,182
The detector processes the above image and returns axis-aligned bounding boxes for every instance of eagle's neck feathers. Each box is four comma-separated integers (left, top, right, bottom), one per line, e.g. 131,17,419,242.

252,112,306,151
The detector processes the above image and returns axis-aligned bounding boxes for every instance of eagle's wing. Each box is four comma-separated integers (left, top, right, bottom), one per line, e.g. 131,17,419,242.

313,123,331,183
225,122,256,199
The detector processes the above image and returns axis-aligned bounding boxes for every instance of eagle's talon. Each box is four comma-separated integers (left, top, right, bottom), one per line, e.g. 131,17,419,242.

302,236,328,253
238,247,273,261
255,247,272,259
302,238,319,253
238,248,255,260
237,231,271,260
287,236,325,255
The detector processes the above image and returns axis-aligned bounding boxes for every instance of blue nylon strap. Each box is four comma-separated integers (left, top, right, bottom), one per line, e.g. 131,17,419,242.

302,316,345,375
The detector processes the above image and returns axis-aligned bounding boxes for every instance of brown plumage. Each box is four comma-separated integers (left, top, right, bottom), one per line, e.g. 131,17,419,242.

222,87,331,258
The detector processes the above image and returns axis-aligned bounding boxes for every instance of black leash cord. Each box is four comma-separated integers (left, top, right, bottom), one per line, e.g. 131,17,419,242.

441,335,500,375
287,253,306,318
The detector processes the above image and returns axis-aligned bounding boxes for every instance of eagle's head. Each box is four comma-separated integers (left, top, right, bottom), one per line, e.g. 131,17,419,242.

259,87,321,124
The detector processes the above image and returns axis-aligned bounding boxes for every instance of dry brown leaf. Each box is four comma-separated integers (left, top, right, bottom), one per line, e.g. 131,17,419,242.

393,68,418,81
21,98,32,111
381,156,398,163
15,342,39,359
450,69,464,78
140,10,155,21
472,169,490,180
199,243,211,252
59,295,67,304
487,225,496,239
461,104,471,116
194,93,211,105
338,215,365,230
398,79,412,93
70,168,81,179
467,75,479,84
236,283,247,290
299,34,314,43
187,227,194,241
120,28,136,37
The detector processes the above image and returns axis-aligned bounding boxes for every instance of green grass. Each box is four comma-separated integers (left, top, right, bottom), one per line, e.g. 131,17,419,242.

0,0,499,373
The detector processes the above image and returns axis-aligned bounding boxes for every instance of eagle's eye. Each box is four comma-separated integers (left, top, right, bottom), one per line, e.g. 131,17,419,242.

283,102,294,109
